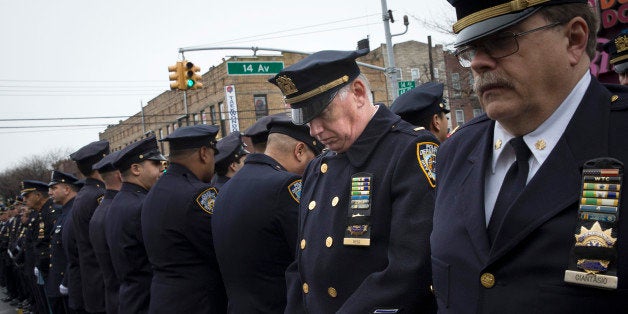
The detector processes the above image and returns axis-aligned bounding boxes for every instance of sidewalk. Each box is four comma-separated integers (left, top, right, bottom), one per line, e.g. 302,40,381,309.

0,290,17,314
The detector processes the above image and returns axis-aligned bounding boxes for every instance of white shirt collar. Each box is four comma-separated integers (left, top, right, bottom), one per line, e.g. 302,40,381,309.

491,73,590,172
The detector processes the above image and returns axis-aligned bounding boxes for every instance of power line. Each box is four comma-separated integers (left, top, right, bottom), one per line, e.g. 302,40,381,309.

208,13,379,45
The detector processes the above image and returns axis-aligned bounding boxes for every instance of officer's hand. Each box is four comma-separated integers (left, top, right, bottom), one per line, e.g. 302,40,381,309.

59,284,68,295
33,267,39,277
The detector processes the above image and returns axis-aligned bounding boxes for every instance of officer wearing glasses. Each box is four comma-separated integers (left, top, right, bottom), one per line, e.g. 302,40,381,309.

432,1,628,313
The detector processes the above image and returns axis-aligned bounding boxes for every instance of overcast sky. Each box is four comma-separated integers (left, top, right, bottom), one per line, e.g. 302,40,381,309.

0,0,455,172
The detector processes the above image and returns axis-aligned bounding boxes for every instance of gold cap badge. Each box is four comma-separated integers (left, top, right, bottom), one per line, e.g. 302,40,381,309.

275,75,298,96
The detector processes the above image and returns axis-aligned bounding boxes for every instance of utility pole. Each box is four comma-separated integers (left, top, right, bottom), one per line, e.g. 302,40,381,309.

381,0,398,101
381,0,409,103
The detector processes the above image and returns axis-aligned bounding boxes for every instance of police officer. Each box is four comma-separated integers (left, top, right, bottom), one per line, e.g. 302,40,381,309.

88,152,122,314
432,1,628,313
3,199,22,305
106,136,165,314
603,30,628,86
210,131,249,190
140,125,226,314
47,170,79,314
21,180,54,314
69,140,109,314
391,81,450,143
212,114,322,313
269,49,438,313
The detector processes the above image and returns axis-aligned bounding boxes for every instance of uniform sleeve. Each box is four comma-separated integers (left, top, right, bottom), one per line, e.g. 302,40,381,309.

184,187,217,261
339,137,437,313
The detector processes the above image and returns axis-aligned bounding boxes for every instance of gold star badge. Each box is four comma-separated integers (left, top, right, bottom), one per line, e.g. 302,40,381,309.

494,139,502,150
535,139,546,150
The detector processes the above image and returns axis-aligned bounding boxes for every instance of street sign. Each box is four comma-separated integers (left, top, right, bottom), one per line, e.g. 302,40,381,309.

227,61,284,75
397,81,416,96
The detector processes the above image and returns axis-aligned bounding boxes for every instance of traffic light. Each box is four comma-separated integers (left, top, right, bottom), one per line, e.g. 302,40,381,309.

168,61,185,90
185,61,203,90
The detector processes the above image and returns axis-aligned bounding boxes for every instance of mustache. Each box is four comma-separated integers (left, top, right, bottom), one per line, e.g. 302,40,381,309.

473,72,514,95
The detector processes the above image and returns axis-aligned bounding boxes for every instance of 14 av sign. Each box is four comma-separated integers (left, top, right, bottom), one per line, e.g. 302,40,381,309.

227,61,284,75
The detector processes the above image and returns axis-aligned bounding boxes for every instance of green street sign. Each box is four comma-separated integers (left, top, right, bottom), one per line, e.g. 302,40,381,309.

397,81,416,96
227,61,284,75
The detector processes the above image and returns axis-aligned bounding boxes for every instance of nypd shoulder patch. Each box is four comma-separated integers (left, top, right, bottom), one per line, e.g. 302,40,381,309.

196,187,218,215
417,142,439,188
287,179,302,203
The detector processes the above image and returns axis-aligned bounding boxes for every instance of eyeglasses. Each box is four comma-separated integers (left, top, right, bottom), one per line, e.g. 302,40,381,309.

454,22,563,67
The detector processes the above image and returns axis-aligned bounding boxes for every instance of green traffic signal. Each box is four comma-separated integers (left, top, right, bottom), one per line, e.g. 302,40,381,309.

186,79,194,88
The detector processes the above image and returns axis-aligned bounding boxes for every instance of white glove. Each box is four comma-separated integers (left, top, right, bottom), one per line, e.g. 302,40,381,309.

59,284,68,295
34,267,39,277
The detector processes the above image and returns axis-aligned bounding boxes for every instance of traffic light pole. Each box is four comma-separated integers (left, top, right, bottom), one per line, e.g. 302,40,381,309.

381,0,398,101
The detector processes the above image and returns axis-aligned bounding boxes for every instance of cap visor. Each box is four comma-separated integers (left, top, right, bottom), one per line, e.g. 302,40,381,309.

614,62,628,74
455,8,539,47
290,90,338,125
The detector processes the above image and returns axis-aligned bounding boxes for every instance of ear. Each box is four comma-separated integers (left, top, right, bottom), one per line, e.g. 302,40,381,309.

564,17,589,66
130,163,142,176
352,79,367,107
431,114,442,131
199,146,211,164
294,142,307,162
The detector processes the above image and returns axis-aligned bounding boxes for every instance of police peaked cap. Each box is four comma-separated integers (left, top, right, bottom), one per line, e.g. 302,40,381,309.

214,131,249,165
113,136,166,171
391,82,449,125
160,124,220,151
603,30,628,74
49,170,79,187
20,180,49,196
267,114,324,155
269,48,369,125
243,113,288,145
70,140,110,167
92,151,121,173
448,0,588,47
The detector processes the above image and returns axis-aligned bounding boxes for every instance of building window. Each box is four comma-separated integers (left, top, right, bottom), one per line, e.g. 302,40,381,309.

473,108,483,117
210,105,217,125
166,125,171,135
200,109,207,125
411,68,420,81
469,73,475,88
173,123,178,131
159,128,163,139
455,109,465,127
452,72,461,98
192,113,199,125
395,68,403,80
434,68,439,79
254,94,268,119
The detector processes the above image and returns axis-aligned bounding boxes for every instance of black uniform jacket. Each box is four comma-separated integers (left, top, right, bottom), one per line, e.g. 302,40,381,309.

432,78,628,313
62,200,84,310
285,105,438,313
72,177,106,313
46,197,74,298
213,153,300,313
106,182,151,314
89,189,120,314
141,163,227,314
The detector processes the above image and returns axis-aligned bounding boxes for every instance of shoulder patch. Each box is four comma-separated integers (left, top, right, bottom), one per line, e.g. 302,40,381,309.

196,187,218,215
287,179,302,203
97,195,104,205
417,142,439,188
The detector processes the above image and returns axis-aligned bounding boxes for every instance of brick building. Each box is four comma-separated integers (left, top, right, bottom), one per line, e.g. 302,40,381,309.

443,50,480,130
99,40,445,152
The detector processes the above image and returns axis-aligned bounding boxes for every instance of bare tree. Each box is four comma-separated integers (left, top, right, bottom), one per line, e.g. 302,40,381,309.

0,148,72,202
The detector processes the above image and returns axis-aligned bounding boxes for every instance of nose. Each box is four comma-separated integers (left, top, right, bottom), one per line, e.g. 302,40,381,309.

470,48,497,74
308,119,323,138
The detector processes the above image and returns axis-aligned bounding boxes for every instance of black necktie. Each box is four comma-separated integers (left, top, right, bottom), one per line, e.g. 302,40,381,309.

488,137,531,244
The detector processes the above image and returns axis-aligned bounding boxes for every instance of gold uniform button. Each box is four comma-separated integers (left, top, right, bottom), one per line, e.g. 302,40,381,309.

320,163,328,173
302,283,309,294
308,201,316,210
49,263,52,268
300,239,306,250
480,273,495,288
325,236,333,248
331,196,339,207
328,287,337,298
